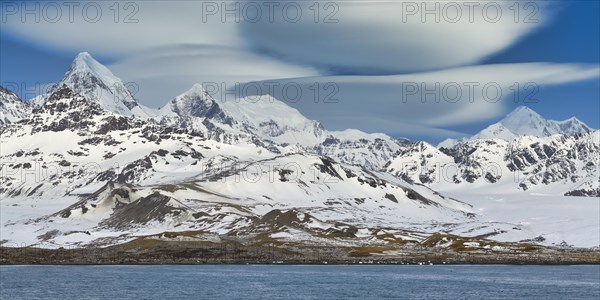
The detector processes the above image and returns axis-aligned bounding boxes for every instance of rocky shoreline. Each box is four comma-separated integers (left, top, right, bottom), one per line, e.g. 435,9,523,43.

2,238,599,265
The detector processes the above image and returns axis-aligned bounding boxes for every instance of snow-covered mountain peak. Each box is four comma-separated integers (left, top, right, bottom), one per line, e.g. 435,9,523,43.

187,83,212,95
171,83,214,104
499,106,548,135
68,52,112,79
160,84,326,146
182,83,215,103
500,106,541,124
159,83,227,121
554,117,592,136
62,52,138,112
219,94,326,145
159,82,403,168
500,106,592,137
457,106,594,144
31,52,156,118
222,94,322,129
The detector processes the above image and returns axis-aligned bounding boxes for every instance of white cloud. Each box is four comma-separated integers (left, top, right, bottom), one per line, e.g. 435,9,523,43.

0,1,240,57
239,0,556,73
2,0,555,72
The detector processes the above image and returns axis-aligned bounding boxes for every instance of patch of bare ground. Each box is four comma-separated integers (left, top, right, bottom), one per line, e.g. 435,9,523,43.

1,231,598,265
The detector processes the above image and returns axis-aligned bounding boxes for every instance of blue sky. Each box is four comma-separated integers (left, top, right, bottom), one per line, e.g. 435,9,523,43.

1,0,598,143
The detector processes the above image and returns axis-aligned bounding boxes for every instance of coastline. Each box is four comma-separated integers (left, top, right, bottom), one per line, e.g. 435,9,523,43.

2,241,599,265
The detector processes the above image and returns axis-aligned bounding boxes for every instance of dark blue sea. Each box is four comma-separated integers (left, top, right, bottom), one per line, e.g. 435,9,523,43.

1,265,599,299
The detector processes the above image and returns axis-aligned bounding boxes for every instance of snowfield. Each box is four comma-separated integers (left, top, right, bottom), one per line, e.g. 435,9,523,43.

1,186,598,248
442,190,600,248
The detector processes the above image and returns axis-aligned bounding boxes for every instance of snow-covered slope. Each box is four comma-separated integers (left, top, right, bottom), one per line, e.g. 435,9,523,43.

31,52,157,118
221,94,327,146
0,86,30,124
313,130,410,171
444,191,600,248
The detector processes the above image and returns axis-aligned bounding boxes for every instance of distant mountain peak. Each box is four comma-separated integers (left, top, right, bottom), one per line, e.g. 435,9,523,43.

181,84,218,107
159,83,326,145
499,106,546,132
508,105,535,114
160,83,228,123
158,83,402,168
438,106,593,147
480,106,592,140
75,51,92,59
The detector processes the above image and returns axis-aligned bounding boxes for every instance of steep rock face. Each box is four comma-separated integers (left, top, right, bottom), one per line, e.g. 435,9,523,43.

0,86,30,124
24,85,114,133
384,141,454,184
509,133,599,197
386,132,599,196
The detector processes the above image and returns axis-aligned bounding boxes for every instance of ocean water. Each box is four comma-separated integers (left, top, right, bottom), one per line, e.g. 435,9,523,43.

1,265,598,299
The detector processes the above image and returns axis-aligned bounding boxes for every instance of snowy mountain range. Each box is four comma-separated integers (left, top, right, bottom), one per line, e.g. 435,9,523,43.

386,132,599,196
389,106,599,197
157,83,406,170
1,52,598,248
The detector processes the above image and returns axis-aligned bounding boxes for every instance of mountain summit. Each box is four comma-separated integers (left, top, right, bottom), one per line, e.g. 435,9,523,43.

160,83,326,145
32,52,156,118
64,52,139,112
497,106,591,138
439,106,593,147
159,83,230,121
499,106,550,136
